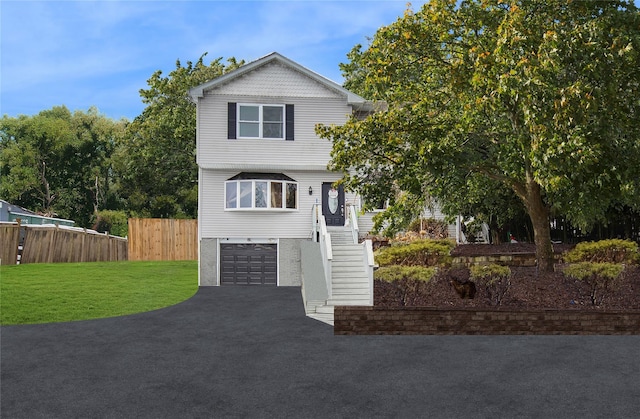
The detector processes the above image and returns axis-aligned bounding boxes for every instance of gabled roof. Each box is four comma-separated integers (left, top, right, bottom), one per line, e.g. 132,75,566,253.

188,52,372,111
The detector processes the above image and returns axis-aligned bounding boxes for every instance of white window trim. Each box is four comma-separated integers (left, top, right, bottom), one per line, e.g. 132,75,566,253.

360,196,389,212
237,103,285,140
225,179,298,211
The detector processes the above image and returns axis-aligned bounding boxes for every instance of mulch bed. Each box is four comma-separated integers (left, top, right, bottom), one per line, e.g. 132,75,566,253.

375,244,640,311
450,242,575,257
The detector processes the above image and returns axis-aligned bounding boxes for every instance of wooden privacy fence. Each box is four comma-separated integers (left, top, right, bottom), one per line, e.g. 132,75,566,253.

1,223,21,265
0,222,128,265
128,218,197,261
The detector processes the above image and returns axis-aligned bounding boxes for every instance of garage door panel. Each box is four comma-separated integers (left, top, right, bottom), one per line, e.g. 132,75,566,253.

249,275,264,285
220,243,277,285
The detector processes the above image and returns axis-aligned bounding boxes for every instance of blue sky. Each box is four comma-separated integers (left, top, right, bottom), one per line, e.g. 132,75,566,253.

1,0,427,121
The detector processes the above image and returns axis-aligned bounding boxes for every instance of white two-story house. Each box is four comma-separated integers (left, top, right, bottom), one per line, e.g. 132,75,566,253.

189,52,381,322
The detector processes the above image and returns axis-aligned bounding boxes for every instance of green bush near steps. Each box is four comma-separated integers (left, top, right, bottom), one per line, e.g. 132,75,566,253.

375,239,455,267
469,264,511,281
374,265,437,283
374,265,437,307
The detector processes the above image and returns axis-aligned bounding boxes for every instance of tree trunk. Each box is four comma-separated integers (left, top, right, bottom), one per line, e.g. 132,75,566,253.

524,179,554,272
40,161,54,215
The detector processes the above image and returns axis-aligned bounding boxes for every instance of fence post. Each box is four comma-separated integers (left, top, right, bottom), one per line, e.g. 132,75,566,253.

15,219,22,265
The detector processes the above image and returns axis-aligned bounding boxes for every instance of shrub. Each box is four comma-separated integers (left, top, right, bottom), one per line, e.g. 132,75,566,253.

563,262,625,306
564,239,639,264
470,264,512,306
93,210,129,237
374,265,436,306
375,239,455,267
374,265,436,283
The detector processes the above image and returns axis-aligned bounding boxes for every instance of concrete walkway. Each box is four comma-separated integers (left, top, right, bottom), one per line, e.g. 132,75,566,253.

1,287,639,418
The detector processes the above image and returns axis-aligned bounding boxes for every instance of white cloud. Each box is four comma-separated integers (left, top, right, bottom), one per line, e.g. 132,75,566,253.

1,0,426,119
187,1,425,81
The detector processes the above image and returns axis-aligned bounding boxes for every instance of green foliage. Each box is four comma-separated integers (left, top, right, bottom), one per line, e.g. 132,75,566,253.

563,262,624,281
564,239,639,264
319,0,640,271
375,239,454,267
470,264,511,305
374,265,436,306
374,265,436,283
563,262,625,305
0,261,198,325
0,106,126,227
115,55,243,219
1,53,244,224
406,217,449,238
93,210,129,237
470,264,512,281
369,192,427,237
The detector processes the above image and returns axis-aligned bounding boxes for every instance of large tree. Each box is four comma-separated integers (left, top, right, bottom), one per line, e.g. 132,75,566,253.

0,106,125,226
115,54,243,218
317,0,640,271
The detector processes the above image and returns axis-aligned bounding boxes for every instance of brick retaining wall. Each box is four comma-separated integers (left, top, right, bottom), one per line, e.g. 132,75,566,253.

334,306,640,335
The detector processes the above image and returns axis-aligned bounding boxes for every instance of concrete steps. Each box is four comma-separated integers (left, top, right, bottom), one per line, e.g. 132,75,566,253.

305,300,335,325
327,235,370,308
305,227,372,326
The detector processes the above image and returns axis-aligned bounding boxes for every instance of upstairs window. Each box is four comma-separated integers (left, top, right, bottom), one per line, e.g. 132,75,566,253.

238,105,284,139
225,173,298,210
228,103,294,140
238,104,284,139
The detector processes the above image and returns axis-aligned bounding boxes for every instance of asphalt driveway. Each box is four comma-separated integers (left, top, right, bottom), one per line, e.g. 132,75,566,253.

2,286,639,418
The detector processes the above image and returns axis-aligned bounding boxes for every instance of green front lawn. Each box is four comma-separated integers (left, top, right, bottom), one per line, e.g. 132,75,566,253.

0,261,198,325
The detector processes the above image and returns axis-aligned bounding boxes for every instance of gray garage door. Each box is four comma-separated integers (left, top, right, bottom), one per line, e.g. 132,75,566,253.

220,243,277,285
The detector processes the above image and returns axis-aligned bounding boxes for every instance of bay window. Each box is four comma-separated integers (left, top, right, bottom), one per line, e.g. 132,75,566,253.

225,173,298,210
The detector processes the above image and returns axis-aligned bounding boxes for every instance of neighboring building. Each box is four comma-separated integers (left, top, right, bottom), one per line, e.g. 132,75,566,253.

0,199,75,227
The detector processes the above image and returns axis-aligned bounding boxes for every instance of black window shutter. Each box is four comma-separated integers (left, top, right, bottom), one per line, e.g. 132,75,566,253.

228,103,237,139
285,104,294,141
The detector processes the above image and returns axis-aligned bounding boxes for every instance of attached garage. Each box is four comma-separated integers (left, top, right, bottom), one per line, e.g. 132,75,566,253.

219,243,277,285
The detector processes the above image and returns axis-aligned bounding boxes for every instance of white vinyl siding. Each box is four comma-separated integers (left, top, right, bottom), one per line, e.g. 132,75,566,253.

196,61,361,239
208,60,345,99
195,62,352,169
200,169,358,239
197,97,350,169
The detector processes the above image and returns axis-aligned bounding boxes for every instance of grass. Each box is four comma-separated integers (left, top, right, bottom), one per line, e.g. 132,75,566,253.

0,261,198,325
